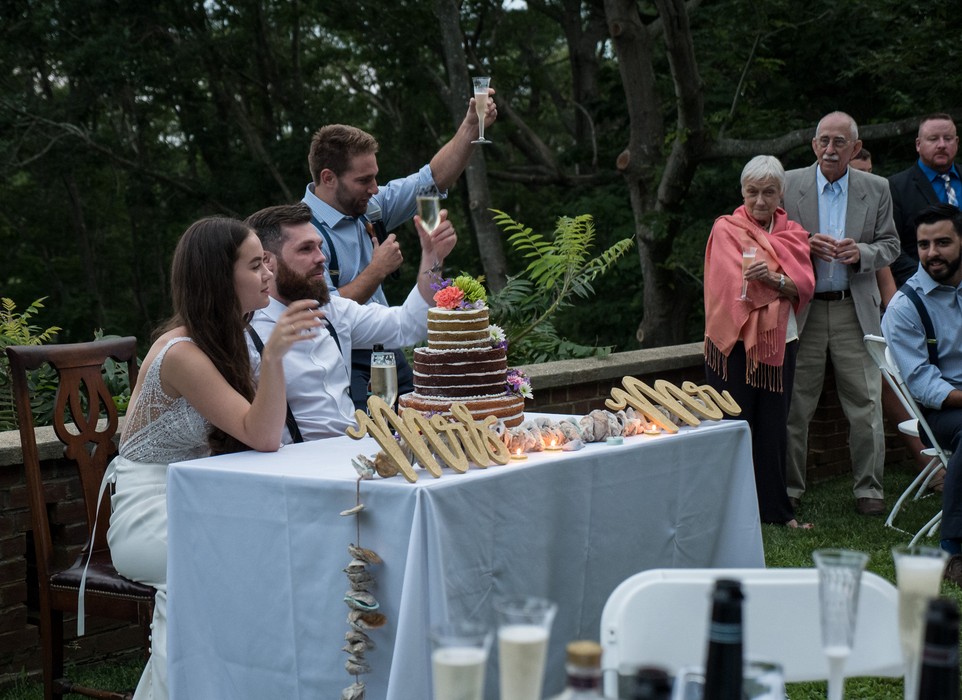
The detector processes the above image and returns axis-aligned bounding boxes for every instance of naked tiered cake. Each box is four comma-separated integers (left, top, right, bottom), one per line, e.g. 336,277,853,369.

398,277,526,427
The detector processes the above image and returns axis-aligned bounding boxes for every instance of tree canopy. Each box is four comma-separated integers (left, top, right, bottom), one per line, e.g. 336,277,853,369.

1,0,959,350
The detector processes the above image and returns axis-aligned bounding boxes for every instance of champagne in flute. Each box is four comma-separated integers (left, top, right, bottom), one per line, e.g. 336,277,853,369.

893,545,948,700
430,621,492,700
739,246,757,301
495,596,556,700
416,185,441,236
369,346,398,410
472,76,491,144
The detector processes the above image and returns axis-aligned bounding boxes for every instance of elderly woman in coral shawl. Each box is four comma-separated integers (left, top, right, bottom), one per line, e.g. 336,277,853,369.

703,155,815,527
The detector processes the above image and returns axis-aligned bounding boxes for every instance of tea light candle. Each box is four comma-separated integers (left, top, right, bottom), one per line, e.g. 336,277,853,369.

643,423,660,436
510,449,528,461
605,436,624,446
545,438,562,451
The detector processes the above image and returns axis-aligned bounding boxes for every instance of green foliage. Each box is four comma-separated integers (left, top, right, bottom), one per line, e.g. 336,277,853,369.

488,210,634,364
0,298,61,430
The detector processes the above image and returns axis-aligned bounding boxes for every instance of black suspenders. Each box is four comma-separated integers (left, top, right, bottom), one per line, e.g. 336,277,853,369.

246,326,304,443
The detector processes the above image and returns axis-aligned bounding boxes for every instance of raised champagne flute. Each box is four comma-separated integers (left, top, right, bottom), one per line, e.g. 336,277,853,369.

471,76,491,144
416,185,441,236
739,246,757,301
892,545,948,700
369,347,398,412
813,548,869,700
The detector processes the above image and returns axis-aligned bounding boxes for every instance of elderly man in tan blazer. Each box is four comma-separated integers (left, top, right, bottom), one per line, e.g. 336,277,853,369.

782,111,900,516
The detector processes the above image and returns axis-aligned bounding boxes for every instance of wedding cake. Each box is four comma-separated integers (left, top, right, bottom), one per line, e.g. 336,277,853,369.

398,276,527,427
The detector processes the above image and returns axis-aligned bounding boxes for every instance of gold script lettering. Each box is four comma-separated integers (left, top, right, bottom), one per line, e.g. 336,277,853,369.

605,377,741,431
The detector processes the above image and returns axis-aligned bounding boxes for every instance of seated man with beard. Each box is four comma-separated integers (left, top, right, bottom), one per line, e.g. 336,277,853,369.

244,202,457,441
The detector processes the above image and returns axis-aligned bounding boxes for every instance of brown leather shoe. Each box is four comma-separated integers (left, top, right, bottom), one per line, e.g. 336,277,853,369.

944,554,962,587
855,497,885,516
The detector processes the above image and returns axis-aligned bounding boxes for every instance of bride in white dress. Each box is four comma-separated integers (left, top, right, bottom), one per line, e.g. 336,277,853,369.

106,217,321,700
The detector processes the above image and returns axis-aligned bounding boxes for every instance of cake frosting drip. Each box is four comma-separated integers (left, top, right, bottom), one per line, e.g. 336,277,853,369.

399,306,525,427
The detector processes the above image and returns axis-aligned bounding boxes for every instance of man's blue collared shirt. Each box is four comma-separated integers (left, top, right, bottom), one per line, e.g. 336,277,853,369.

882,268,962,409
302,163,438,306
814,167,850,292
917,159,961,205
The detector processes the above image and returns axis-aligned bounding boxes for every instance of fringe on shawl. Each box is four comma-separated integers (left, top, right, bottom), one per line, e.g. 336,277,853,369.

705,332,785,393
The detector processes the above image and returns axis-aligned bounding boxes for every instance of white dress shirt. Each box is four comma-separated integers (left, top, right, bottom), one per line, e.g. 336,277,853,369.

249,289,429,442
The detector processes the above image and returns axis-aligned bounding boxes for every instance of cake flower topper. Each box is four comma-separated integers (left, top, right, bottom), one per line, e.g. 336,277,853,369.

431,272,487,310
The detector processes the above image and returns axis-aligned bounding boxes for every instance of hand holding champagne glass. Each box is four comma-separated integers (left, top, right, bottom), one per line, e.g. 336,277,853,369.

892,545,948,700
416,185,441,237
496,596,557,700
739,246,757,301
472,76,492,144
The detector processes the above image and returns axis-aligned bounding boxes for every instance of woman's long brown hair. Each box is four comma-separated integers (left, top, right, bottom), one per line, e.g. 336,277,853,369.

160,217,257,455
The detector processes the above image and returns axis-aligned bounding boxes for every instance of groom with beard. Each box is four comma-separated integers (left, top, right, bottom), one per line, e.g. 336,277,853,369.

244,202,457,441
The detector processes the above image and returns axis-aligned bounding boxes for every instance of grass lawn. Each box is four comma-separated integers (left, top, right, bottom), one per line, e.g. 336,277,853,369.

0,464,955,699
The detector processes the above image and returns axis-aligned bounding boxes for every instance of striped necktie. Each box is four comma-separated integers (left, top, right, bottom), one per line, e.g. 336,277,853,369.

940,173,958,206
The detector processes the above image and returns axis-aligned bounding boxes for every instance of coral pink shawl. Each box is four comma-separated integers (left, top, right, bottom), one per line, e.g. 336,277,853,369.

704,206,814,391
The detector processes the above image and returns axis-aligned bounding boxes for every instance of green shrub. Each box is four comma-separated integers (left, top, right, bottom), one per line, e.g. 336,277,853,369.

0,298,61,430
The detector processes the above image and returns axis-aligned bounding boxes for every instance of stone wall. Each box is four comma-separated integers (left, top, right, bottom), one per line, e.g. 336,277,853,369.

0,344,912,685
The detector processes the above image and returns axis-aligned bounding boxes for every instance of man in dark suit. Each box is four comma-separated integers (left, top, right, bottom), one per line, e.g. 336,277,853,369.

782,111,900,516
888,114,960,286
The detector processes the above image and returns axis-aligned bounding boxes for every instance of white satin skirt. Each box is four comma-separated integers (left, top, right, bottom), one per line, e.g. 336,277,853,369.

107,456,168,700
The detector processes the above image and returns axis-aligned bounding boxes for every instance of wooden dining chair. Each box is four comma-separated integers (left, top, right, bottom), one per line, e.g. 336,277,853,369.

6,337,155,700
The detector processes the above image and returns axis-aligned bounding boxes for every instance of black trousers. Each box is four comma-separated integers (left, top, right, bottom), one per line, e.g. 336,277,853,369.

705,340,798,524
925,408,962,539
350,348,414,412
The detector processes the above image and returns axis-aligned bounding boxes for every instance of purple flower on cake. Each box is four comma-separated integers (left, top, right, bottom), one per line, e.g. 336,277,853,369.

434,286,465,309
506,368,533,399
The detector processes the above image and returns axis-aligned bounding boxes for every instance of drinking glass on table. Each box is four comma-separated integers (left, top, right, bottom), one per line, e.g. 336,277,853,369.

739,246,757,301
892,545,948,700
369,347,398,412
430,620,493,700
813,548,869,700
471,76,492,144
416,185,442,237
495,596,557,700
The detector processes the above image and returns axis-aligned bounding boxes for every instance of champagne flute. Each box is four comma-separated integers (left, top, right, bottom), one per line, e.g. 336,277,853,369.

416,185,441,237
813,548,869,700
471,76,492,144
369,348,398,412
826,224,842,281
739,246,757,301
892,545,948,700
495,596,556,700
430,621,492,700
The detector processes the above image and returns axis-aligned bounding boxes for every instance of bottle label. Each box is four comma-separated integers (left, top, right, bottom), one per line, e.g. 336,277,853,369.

708,621,742,644
921,644,959,668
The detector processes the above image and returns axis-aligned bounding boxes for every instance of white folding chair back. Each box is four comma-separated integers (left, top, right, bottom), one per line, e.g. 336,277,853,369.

599,568,902,696
864,334,950,539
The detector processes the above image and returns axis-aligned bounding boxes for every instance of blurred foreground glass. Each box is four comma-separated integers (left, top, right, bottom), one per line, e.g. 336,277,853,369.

495,596,557,700
670,661,785,700
430,620,492,700
892,544,948,700
813,548,869,700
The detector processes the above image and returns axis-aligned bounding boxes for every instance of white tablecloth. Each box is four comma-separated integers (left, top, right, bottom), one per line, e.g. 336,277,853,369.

166,417,763,699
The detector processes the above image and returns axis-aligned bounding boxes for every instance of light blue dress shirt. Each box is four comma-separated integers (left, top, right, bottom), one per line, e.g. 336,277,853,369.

917,159,961,205
814,168,850,292
882,268,962,410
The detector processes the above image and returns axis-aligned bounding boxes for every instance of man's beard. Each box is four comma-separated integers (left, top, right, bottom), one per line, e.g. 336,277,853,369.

334,181,367,218
274,257,330,306
923,253,962,283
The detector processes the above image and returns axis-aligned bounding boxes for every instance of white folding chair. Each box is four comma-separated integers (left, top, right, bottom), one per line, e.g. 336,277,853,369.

599,567,902,697
864,334,951,542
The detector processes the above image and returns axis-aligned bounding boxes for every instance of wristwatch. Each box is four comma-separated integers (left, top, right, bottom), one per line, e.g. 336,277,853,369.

778,274,786,290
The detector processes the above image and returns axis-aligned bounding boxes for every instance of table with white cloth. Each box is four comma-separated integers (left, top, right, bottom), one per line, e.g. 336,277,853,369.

166,416,764,699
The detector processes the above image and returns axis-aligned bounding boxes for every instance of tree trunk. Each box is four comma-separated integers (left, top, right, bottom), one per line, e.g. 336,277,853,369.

434,0,509,291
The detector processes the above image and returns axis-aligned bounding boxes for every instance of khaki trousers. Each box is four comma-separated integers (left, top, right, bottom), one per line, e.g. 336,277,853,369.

785,298,885,499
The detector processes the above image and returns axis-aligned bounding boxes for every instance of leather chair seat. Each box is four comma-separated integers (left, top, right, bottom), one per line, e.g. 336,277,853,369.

50,550,155,600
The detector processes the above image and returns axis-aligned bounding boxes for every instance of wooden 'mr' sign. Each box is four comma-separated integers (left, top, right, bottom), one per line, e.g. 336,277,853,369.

346,397,510,483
